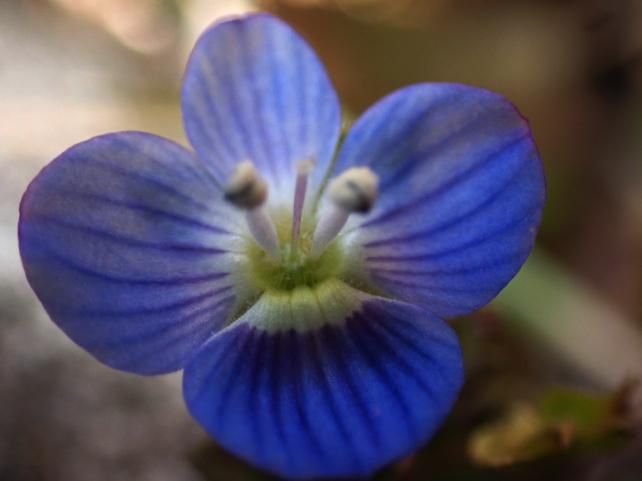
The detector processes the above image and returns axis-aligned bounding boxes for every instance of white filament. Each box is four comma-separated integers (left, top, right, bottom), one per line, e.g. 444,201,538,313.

310,203,351,259
245,207,280,261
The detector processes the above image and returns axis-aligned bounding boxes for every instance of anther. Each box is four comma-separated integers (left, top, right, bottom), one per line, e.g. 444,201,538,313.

224,161,267,209
311,167,378,259
225,162,280,260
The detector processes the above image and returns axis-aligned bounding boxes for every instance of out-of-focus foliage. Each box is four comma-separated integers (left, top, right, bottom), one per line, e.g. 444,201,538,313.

469,386,640,467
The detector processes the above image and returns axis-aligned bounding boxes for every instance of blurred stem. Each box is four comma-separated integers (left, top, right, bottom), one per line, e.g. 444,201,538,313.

494,249,642,390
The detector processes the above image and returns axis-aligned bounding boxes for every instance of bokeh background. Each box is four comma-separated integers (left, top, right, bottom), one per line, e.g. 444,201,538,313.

1,0,641,480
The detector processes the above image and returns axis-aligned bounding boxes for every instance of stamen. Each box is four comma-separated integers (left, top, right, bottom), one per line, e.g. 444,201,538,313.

291,159,314,254
225,161,280,260
311,167,378,259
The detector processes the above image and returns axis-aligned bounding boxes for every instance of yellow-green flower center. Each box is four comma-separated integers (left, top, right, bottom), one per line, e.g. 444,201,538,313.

243,210,347,293
247,239,344,292
223,162,380,330
240,278,365,332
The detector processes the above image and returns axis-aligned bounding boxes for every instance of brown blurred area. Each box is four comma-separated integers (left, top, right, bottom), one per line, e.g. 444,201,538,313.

1,1,641,480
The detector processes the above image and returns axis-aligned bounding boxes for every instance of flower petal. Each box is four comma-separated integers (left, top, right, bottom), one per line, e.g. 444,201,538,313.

183,291,463,479
182,13,341,207
19,132,246,375
334,83,545,318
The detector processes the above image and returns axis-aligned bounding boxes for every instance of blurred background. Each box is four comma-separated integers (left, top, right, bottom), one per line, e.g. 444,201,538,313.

1,0,641,480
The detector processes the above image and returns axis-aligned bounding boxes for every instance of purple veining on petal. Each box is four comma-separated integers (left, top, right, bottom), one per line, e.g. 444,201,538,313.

183,296,463,479
333,83,545,318
19,132,244,375
182,14,341,206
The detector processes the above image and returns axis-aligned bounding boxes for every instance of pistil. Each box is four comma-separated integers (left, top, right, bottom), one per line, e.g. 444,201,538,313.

290,159,314,257
225,161,280,261
311,167,378,259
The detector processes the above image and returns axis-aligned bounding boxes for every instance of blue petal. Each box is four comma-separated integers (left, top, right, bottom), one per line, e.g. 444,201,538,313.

19,132,246,375
183,296,463,479
182,14,341,207
334,83,545,318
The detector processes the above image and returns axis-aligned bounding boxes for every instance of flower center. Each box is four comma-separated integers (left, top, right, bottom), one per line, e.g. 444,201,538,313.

245,233,344,292
224,160,378,294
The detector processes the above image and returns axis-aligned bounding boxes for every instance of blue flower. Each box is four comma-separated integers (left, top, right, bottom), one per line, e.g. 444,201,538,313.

18,13,545,480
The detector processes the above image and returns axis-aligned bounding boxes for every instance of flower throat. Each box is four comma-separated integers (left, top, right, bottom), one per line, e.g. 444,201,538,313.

224,160,378,293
